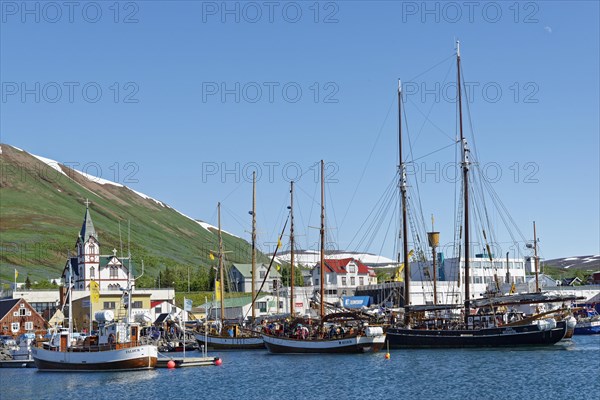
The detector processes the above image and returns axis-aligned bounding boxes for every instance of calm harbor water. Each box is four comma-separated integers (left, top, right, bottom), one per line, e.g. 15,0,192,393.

1,336,598,400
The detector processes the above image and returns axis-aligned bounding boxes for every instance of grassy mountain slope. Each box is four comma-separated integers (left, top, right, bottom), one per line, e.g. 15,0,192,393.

0,144,263,284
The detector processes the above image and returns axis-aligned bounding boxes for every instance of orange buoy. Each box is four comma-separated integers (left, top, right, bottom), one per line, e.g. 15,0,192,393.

167,360,176,369
385,353,390,359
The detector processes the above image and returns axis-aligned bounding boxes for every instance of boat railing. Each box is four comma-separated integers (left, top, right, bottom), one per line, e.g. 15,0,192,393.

35,340,143,352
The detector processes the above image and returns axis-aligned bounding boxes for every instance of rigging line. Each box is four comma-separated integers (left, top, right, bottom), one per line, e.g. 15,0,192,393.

403,98,429,244
244,213,290,320
221,177,246,203
405,95,456,142
411,58,456,146
221,204,250,234
409,140,459,163
326,180,339,247
355,176,398,252
346,172,397,250
407,52,456,82
339,91,396,231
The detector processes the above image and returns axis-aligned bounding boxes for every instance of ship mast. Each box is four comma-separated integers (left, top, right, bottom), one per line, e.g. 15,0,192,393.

251,172,257,321
289,180,295,316
457,41,471,324
320,160,325,321
533,221,540,292
398,80,410,323
218,202,225,322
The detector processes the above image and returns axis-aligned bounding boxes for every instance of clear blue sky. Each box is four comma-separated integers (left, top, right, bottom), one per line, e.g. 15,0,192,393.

1,1,598,261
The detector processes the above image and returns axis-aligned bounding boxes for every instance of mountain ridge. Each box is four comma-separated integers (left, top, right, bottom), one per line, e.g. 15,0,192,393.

0,143,255,284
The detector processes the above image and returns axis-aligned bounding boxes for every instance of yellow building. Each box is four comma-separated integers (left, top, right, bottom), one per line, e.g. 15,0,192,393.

72,292,152,333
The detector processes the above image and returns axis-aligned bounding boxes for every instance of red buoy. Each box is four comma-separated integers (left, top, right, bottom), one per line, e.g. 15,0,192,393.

214,358,222,366
167,360,176,369
385,353,390,360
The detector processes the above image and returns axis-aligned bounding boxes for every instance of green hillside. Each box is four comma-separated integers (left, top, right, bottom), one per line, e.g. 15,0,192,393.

0,144,268,288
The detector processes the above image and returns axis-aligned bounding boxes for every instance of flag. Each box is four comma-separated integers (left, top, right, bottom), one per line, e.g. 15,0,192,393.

276,264,281,271
209,252,215,260
14,269,18,280
277,238,282,247
215,280,221,301
184,297,193,311
90,280,100,303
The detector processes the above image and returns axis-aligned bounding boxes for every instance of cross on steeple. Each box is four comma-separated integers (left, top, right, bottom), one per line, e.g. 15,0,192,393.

112,248,117,256
84,198,91,208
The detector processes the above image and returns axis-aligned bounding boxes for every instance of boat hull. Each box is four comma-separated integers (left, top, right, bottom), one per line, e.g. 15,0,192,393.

574,320,600,335
262,334,385,354
386,321,567,348
194,334,265,350
32,344,158,371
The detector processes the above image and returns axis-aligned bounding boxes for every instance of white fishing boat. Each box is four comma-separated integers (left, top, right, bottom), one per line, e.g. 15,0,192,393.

32,222,157,371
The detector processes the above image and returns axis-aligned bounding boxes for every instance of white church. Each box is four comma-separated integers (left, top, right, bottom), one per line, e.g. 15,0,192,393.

62,201,132,291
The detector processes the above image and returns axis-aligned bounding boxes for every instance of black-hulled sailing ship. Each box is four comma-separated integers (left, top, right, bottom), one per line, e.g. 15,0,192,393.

386,43,567,348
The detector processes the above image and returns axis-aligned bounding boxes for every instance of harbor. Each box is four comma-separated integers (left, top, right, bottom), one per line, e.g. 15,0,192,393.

0,336,598,400
1,1,598,399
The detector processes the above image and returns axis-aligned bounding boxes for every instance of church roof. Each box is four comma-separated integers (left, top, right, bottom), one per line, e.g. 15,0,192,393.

79,206,98,243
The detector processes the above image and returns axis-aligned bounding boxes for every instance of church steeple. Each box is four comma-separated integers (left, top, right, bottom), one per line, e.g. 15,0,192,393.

80,199,98,243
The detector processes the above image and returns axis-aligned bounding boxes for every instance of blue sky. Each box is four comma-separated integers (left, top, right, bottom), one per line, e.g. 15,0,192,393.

1,1,598,262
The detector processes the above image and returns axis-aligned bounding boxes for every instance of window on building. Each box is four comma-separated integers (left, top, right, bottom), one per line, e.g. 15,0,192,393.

89,244,96,254
359,277,364,286
341,277,347,286
350,277,356,286
11,323,19,333
110,266,119,279
25,322,33,331
349,263,356,273
156,307,162,314
132,301,143,308
257,302,267,312
278,301,283,310
315,279,319,286
103,302,116,309
260,271,266,279
90,266,95,278
19,308,26,316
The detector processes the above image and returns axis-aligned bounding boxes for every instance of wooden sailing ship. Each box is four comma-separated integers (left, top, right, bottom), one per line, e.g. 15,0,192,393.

262,161,386,354
194,176,264,350
385,43,568,348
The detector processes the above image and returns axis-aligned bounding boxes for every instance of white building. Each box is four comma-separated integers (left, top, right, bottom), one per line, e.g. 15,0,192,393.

309,258,378,303
62,203,132,291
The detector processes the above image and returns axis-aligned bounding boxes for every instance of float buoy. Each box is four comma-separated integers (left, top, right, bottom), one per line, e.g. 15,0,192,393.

385,353,390,359
214,358,222,366
167,360,176,369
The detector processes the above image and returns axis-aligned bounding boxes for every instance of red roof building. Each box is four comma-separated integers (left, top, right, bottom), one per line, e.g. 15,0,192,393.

311,258,378,298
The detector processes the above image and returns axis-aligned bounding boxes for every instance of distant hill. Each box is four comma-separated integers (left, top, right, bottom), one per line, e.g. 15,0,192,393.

0,144,261,283
543,255,600,272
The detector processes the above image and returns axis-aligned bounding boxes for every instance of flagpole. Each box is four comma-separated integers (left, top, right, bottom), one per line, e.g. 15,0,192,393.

183,297,186,360
14,269,17,291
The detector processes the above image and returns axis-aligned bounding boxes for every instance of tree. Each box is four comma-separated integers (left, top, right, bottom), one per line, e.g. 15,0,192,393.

25,275,32,289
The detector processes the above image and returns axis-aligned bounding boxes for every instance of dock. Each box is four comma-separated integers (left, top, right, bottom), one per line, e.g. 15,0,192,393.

0,359,35,368
156,355,221,368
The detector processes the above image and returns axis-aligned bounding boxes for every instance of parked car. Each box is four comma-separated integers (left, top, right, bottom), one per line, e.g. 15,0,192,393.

0,335,17,347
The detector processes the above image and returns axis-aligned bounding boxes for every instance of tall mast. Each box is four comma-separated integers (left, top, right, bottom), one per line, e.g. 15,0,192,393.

67,254,73,347
457,40,471,323
251,172,257,320
533,221,540,292
320,160,325,321
289,180,295,316
218,202,225,321
398,80,410,320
